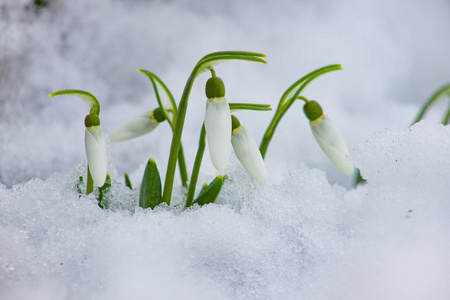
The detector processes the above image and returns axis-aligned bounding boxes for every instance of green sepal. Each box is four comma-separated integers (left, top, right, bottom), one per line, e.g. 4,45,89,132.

84,113,100,128
231,115,241,131
193,175,224,206
49,89,101,115
229,103,271,112
124,173,132,189
206,77,225,98
152,107,166,122
303,101,323,121
139,158,163,209
98,173,111,209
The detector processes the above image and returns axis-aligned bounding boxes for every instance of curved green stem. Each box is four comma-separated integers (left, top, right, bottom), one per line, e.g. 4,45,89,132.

138,69,188,187
49,89,101,115
185,124,206,208
259,65,342,158
411,83,450,125
162,51,267,205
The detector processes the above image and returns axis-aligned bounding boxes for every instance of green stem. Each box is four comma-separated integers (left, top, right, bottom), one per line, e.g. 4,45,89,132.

177,144,189,187
411,83,450,125
86,165,94,195
185,124,206,208
259,65,342,158
442,99,450,125
162,69,197,205
161,51,267,205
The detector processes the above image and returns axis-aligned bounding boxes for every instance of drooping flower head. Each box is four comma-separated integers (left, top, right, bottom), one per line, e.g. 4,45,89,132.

204,76,231,172
110,108,166,142
231,115,267,183
84,112,107,186
303,100,354,176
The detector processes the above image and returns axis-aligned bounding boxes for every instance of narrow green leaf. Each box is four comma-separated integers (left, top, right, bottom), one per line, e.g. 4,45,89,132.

278,64,342,110
76,176,84,195
195,53,267,77
98,173,111,209
229,103,272,112
49,89,101,115
199,183,208,193
138,69,178,123
124,173,132,189
139,158,163,209
193,175,224,206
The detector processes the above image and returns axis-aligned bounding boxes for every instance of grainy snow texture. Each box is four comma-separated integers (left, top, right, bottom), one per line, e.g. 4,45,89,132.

1,0,450,299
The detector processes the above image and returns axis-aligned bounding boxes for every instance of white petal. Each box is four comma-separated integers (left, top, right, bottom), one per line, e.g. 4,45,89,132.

204,97,231,172
310,116,354,176
110,111,159,142
85,126,107,186
231,126,267,183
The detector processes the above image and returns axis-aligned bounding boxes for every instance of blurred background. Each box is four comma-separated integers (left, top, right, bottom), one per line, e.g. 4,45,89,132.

1,0,449,187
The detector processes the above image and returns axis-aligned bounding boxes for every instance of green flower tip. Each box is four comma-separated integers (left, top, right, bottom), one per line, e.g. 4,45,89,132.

206,77,225,98
85,113,100,128
303,101,323,121
152,107,166,122
231,115,241,131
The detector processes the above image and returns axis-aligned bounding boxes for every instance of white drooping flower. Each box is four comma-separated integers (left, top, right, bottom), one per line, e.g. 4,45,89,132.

204,76,231,172
85,124,107,187
231,116,267,183
304,101,354,176
110,109,164,142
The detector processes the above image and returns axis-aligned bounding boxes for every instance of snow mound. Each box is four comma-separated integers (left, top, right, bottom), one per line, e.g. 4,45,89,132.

1,122,449,299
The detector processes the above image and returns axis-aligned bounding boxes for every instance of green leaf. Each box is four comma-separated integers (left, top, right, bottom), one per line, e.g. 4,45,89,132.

124,173,132,189
229,103,272,112
98,173,111,209
278,64,342,110
194,51,267,77
138,69,178,124
49,89,101,115
76,176,84,195
193,175,224,206
139,158,163,209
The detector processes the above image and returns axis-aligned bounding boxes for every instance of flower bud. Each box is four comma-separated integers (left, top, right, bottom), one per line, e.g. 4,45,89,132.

85,113,100,128
303,101,323,121
205,77,225,98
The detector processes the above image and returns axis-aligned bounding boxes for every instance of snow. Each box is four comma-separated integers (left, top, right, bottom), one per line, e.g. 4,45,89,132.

1,0,450,299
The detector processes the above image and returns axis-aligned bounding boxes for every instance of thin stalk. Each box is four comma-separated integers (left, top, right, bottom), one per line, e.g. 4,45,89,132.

259,66,342,158
185,124,206,208
411,83,450,125
162,69,197,205
86,166,94,195
442,99,450,125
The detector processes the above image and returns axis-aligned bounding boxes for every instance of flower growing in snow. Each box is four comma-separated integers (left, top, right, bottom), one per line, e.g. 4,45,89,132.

231,115,267,183
84,113,107,186
303,100,354,176
110,108,166,142
204,76,231,172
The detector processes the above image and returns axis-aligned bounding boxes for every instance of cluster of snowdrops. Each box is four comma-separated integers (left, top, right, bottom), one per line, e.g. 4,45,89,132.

50,51,356,209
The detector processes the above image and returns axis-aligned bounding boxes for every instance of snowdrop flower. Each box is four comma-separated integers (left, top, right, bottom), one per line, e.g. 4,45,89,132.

303,100,354,176
110,108,165,142
231,115,267,183
84,113,107,186
204,76,231,172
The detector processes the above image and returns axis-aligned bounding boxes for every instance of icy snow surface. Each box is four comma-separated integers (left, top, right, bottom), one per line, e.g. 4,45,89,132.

1,0,450,299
